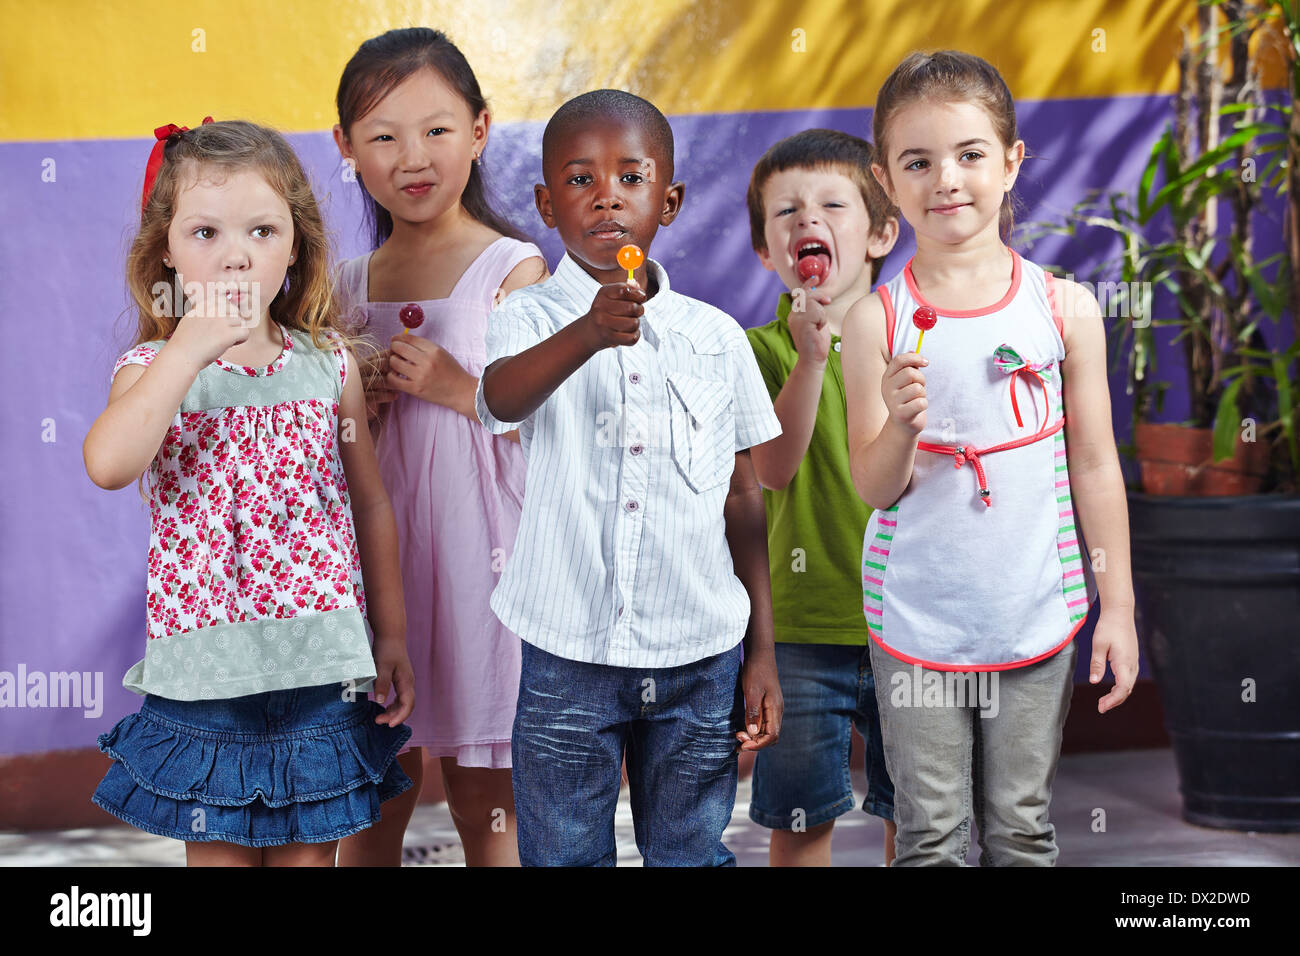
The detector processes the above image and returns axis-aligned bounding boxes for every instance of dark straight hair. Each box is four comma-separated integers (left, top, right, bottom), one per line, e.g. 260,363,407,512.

335,27,528,248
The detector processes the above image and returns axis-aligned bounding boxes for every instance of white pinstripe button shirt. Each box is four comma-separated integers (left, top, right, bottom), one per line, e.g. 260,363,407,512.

475,254,782,668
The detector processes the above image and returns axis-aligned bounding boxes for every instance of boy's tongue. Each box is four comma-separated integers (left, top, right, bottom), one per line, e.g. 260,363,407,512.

797,253,830,284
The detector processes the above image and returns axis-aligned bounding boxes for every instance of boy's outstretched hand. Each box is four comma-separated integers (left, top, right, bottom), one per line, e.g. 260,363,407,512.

1090,609,1139,713
736,652,782,750
579,281,646,352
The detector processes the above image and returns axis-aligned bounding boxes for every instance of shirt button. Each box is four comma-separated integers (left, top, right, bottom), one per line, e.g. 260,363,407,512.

833,341,842,352
630,443,644,456
617,606,624,617
625,499,639,512
628,372,642,384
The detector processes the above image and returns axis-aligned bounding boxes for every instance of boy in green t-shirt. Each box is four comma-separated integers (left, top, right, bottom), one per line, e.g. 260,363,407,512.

745,129,900,866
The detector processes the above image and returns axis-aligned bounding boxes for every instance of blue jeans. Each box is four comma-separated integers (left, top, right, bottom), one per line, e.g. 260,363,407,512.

750,642,895,829
512,640,745,866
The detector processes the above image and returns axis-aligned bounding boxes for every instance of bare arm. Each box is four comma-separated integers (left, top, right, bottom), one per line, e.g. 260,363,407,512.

481,281,644,425
489,256,549,445
842,292,928,510
481,322,601,424
85,298,255,490
723,449,782,750
750,285,832,490
337,348,414,726
751,354,825,490
1057,278,1139,712
83,349,202,490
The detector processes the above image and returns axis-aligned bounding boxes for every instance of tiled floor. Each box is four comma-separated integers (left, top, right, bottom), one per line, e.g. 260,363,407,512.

2,748,1297,866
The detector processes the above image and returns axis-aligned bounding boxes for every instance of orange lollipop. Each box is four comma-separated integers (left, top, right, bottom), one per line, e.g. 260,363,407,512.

617,244,644,284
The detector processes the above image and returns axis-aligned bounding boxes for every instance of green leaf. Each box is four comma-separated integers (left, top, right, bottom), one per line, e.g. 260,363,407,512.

1274,354,1299,474
1275,354,1295,415
1212,378,1244,463
1239,347,1288,361
1245,266,1284,319
1136,129,1172,222
1142,129,1260,222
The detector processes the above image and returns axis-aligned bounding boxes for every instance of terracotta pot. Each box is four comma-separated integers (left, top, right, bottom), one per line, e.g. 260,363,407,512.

1135,422,1271,495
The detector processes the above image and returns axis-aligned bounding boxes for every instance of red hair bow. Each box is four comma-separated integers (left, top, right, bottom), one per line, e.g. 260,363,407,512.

141,116,214,215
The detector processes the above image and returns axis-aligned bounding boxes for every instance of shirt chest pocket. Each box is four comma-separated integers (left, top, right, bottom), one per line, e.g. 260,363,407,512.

664,371,735,493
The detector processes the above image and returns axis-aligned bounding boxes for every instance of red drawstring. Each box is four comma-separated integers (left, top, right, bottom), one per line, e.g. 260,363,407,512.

954,446,991,505
917,417,1065,508
1008,366,1049,429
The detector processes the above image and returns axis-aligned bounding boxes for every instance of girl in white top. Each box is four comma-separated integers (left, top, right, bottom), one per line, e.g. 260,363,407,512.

842,50,1139,865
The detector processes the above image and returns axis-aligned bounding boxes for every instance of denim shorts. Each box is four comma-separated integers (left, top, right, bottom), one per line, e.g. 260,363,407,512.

512,640,745,866
749,642,895,829
92,682,412,848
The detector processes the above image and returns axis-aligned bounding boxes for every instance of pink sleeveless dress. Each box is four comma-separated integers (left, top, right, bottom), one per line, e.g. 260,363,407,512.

334,237,543,767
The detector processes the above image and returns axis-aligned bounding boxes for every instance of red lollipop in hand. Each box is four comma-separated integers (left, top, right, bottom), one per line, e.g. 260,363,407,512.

912,306,937,353
796,255,828,287
399,303,424,336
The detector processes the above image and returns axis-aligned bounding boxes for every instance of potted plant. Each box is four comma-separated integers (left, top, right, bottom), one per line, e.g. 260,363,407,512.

1026,0,1300,832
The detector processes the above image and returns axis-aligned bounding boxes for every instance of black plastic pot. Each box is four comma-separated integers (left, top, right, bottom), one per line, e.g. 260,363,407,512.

1129,492,1300,832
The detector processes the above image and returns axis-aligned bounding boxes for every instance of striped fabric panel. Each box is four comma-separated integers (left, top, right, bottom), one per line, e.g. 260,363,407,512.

863,504,898,637
475,255,783,668
1053,395,1089,622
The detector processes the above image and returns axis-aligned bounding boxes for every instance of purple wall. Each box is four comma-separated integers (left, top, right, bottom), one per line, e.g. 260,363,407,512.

4,91,1285,756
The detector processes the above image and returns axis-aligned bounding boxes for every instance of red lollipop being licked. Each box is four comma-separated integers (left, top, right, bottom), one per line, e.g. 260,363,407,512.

796,254,828,288
912,306,937,353
399,303,425,336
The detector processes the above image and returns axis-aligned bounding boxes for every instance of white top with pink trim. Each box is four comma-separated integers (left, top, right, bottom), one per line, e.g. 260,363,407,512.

862,249,1098,671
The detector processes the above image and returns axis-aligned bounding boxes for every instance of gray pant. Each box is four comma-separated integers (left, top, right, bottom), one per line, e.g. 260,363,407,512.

868,639,1076,866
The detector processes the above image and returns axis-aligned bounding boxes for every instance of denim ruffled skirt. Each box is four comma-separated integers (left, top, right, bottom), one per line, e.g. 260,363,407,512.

91,682,412,847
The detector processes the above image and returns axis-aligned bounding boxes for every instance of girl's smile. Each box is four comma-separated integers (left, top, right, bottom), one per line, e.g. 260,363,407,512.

338,67,487,226
875,100,1022,247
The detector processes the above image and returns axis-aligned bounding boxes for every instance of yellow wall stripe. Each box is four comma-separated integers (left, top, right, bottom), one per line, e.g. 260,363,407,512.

0,0,1257,142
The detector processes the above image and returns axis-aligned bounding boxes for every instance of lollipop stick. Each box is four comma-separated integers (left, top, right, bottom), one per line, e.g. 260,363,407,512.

916,330,925,353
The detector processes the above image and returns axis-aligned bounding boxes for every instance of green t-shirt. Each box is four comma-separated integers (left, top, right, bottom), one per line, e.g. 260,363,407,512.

745,294,874,645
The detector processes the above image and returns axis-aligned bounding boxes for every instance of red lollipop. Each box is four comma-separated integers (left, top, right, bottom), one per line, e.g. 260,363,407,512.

912,306,937,353
796,255,828,287
399,303,425,336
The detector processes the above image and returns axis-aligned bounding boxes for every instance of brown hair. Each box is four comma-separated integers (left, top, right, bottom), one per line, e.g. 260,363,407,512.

124,119,365,500
746,129,898,283
872,50,1022,242
335,27,527,249
127,119,348,352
